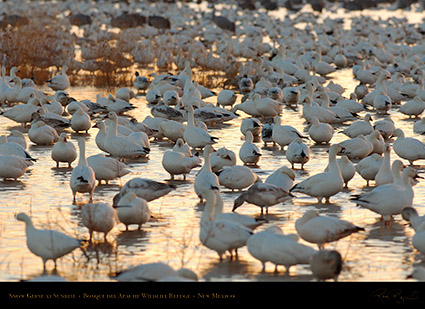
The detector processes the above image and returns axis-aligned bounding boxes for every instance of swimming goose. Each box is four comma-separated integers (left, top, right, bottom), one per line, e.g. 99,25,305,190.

16,212,83,270
70,138,96,204
217,165,261,192
0,135,36,162
295,210,364,249
47,66,70,91
114,191,151,231
239,131,261,166
392,128,425,165
265,166,295,191
103,112,149,160
350,166,419,225
161,148,202,180
133,72,149,94
341,113,373,138
374,144,393,186
0,155,31,180
233,182,294,215
355,153,383,186
51,133,77,168
28,121,59,146
308,116,334,144
183,104,218,150
310,250,343,281
81,202,116,241
112,178,175,206
290,144,344,204
272,116,307,150
285,137,311,170
194,145,220,203
399,96,425,118
200,188,253,261
87,153,131,185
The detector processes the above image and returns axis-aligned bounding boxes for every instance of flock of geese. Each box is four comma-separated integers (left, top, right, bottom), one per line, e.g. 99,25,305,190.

2,1,425,282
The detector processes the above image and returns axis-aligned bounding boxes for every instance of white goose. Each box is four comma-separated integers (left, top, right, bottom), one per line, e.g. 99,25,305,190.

285,137,311,170
325,155,356,188
0,94,40,127
183,104,218,150
7,130,27,149
310,250,343,281
341,113,373,138
392,128,425,165
194,145,220,203
290,144,344,204
161,148,202,180
104,112,149,160
218,165,261,192
51,133,77,167
350,166,419,225
295,210,364,249
399,96,425,118
217,89,237,109
210,147,237,173
301,95,340,124
87,153,131,185
355,153,383,186
112,177,175,206
70,138,96,203
16,212,82,270
0,135,36,162
81,202,116,241
413,117,425,135
240,118,261,138
265,166,295,191
338,134,373,160
70,107,91,134
373,117,395,140
28,121,59,146
0,155,31,180
402,206,425,232
232,182,294,215
114,191,151,231
200,188,253,261
308,116,334,144
375,143,393,186
272,116,307,150
47,66,70,91
239,131,262,166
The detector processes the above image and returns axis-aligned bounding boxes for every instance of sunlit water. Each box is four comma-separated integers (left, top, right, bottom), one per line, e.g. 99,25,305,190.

1,5,425,282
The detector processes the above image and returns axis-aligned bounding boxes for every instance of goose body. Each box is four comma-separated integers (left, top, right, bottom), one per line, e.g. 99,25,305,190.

87,153,131,184
295,210,364,249
28,121,59,145
70,138,96,203
392,128,425,165
265,166,295,191
16,212,82,270
272,116,307,150
1,95,40,126
210,147,237,173
217,89,237,108
286,138,311,169
183,105,218,149
0,155,31,180
51,133,77,167
218,165,260,191
70,107,91,133
161,149,202,180
355,153,383,186
308,116,334,144
239,131,261,166
114,262,197,282
338,134,373,160
115,191,151,231
81,202,116,241
47,66,70,91
247,225,283,271
194,145,220,203
325,155,356,188
310,250,343,281
399,96,425,118
0,136,35,162
341,114,373,138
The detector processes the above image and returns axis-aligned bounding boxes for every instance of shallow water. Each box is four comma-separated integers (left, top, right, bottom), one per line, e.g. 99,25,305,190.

1,5,425,282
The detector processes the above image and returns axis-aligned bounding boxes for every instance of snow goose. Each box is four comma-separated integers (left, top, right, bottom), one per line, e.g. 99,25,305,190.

112,178,175,206
200,188,253,261
114,191,151,231
93,121,108,153
0,135,36,162
301,95,340,124
399,96,425,118
290,144,344,204
252,93,282,119
32,109,70,132
162,90,180,106
355,153,383,186
0,155,31,180
239,131,261,166
374,144,393,186
392,128,425,165
283,84,300,107
286,137,311,170
338,134,373,160
341,114,373,138
210,147,237,173
295,210,364,249
402,207,425,232
238,75,254,94
366,130,385,155
16,212,83,270
87,153,131,185
128,131,150,153
217,89,237,109
231,96,261,118
161,148,202,180
7,130,26,149
316,86,354,122
265,166,295,191
116,87,136,102
413,117,425,134
28,121,59,146
183,104,218,150
103,112,149,160
272,116,307,150
261,121,274,147
133,72,149,94
373,117,395,140
373,90,392,115
47,66,70,91
146,85,162,105
51,133,77,167
240,118,261,138
325,155,356,188
81,202,116,241
310,250,343,281
308,116,334,144
151,101,184,122
70,138,96,203
0,94,40,127
233,182,294,215
354,82,369,100
157,119,185,143
268,87,283,102
194,145,220,203
217,165,261,192
350,166,419,225
101,94,135,114
70,107,91,134
336,93,367,114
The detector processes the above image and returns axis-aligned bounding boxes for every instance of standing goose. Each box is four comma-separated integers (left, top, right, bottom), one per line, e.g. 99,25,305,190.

217,165,261,192
70,106,91,134
308,116,334,144
375,143,393,186
265,166,295,191
183,104,218,150
87,153,131,185
161,147,202,180
114,191,151,231
51,132,77,167
16,212,83,271
0,94,40,127
295,210,364,249
285,137,311,170
239,131,262,166
290,145,344,204
272,116,307,150
194,145,220,203
70,138,96,204
47,66,70,91
81,202,116,242
350,166,419,226
392,128,425,165
325,155,356,188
